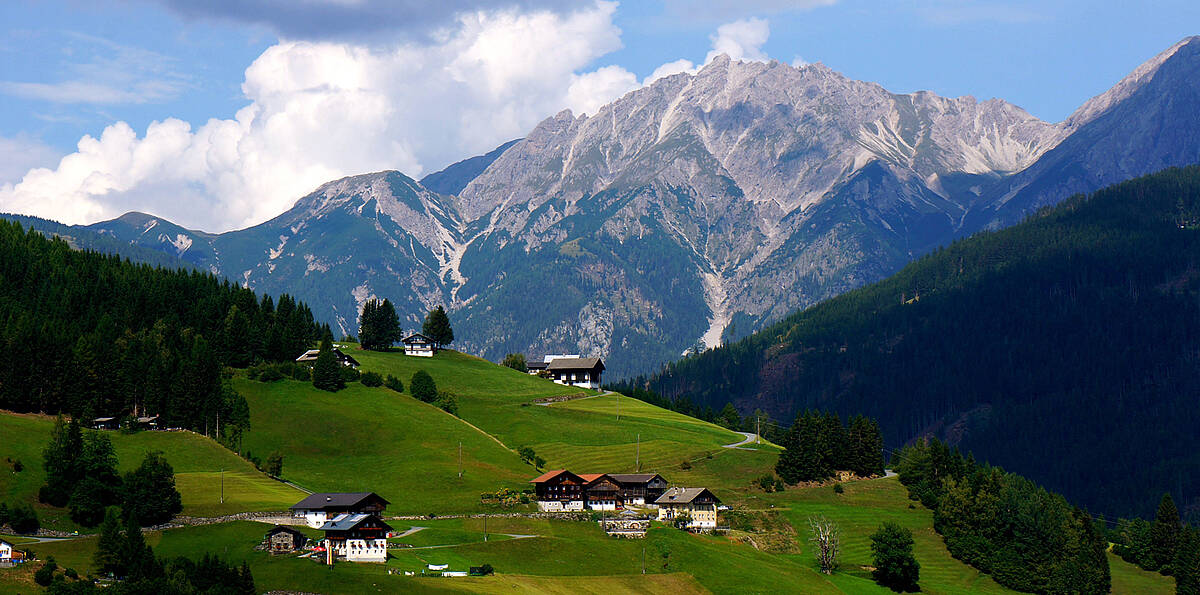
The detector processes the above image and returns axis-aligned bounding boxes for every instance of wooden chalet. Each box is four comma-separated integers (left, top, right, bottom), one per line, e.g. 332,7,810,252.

135,415,160,430
290,492,389,528
545,357,605,389
529,469,585,512
295,348,361,368
264,525,307,553
92,417,118,430
608,473,669,506
401,333,435,357
579,473,624,510
655,487,721,529
318,513,392,563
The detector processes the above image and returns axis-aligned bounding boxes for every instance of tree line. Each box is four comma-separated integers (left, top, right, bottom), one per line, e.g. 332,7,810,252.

1110,493,1200,594
893,437,1110,594
0,220,325,433
630,166,1200,522
357,298,454,351
774,410,884,483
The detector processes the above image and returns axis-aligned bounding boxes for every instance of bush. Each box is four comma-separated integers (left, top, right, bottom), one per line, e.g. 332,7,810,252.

680,460,692,470
361,371,383,387
339,366,361,383
8,501,40,534
384,374,404,392
258,367,284,382
434,392,459,416
502,353,527,372
411,370,437,402
291,366,311,381
12,459,23,472
834,483,844,494
34,557,57,586
756,474,778,492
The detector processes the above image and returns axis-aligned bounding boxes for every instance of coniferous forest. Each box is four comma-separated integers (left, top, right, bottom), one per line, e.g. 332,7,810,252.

0,220,325,430
632,165,1200,523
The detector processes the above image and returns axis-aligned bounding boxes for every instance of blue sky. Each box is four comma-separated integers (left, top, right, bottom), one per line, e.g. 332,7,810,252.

0,0,1196,230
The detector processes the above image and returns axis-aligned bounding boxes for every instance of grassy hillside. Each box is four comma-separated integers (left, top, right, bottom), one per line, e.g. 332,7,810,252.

349,349,757,487
0,412,303,530
234,377,535,514
8,477,1176,594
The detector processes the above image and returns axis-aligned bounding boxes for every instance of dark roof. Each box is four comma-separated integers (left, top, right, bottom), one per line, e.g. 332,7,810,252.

317,513,393,532
265,525,306,537
290,492,389,511
545,357,604,371
608,473,665,485
402,333,433,344
654,487,720,505
526,361,548,370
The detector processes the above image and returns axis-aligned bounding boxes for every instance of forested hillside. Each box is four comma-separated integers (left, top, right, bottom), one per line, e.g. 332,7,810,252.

632,166,1200,522
0,220,325,430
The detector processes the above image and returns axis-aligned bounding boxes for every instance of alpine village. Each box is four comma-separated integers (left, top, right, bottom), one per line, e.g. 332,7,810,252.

1,6,1200,595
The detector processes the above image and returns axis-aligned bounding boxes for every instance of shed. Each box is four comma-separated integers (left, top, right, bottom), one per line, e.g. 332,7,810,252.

264,525,307,553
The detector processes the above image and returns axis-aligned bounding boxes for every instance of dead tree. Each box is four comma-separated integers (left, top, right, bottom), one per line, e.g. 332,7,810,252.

809,515,840,574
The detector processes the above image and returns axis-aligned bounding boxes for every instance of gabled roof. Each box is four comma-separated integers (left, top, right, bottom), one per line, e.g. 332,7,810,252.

654,487,720,505
265,525,306,537
295,348,360,366
577,473,607,483
529,469,583,484
546,357,604,371
402,333,433,344
290,492,389,511
317,513,393,532
608,473,666,485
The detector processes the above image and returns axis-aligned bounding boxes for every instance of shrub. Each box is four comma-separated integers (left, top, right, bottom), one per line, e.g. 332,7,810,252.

291,366,311,381
411,370,437,402
8,502,40,534
680,460,692,470
834,483,844,494
258,367,284,382
339,366,361,383
434,392,459,416
384,374,404,392
34,557,57,586
361,371,383,387
502,353,527,372
12,459,23,472
756,474,778,492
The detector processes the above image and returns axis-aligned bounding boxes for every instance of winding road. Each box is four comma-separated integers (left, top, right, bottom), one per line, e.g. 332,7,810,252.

721,431,760,450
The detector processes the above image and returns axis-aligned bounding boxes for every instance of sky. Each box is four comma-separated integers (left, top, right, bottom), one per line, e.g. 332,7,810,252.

0,0,1197,232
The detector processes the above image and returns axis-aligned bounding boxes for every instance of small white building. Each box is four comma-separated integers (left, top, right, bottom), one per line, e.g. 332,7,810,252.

655,487,721,529
402,333,436,357
0,540,13,561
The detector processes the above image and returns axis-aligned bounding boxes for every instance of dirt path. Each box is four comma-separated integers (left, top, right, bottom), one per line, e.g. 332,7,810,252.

535,390,615,406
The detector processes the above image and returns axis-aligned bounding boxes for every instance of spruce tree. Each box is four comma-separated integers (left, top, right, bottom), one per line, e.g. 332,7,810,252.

94,507,125,576
870,521,920,592
1176,526,1200,595
40,416,82,506
422,305,454,347
311,336,345,392
123,451,183,526
1149,493,1182,572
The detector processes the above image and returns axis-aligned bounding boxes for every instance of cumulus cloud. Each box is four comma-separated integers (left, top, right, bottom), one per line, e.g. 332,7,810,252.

0,2,631,231
153,0,596,41
706,18,771,63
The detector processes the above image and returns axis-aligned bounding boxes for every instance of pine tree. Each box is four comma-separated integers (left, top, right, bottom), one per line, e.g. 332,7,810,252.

717,402,741,430
1149,493,1182,572
122,511,159,581
422,305,454,347
40,416,82,506
311,336,345,392
1176,526,1200,595
870,521,920,592
123,451,183,526
93,507,125,576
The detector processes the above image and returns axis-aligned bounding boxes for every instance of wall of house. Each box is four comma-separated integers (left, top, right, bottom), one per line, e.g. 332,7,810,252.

297,511,329,528
330,537,388,562
537,500,584,512
405,345,434,357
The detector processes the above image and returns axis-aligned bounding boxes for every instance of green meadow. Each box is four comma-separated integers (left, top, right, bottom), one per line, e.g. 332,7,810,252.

0,412,303,530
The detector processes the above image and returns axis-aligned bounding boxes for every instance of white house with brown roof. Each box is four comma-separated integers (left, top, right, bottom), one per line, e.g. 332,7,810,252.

545,357,605,389
655,487,721,529
401,333,436,357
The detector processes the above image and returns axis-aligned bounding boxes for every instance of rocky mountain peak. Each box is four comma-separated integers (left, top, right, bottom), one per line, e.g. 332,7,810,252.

1064,35,1200,130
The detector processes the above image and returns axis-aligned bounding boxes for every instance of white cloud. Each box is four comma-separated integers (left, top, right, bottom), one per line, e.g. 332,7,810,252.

0,2,632,231
706,18,771,63
644,59,697,85
662,0,836,21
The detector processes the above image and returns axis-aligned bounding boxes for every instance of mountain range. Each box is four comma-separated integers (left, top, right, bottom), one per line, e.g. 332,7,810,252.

24,35,1200,378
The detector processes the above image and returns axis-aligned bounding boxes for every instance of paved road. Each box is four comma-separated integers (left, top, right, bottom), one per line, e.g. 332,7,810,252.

722,431,760,450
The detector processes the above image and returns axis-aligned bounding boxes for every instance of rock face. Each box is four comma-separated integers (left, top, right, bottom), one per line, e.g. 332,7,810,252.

84,37,1200,378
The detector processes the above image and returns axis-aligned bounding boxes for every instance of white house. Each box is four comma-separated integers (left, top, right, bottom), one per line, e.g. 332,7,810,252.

402,333,436,357
319,513,392,563
290,492,389,529
545,357,605,390
655,487,721,529
0,540,13,561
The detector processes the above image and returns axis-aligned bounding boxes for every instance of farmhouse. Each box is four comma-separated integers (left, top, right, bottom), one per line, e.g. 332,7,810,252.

319,513,392,563
655,487,721,529
579,473,624,511
92,417,118,430
608,473,669,505
401,333,436,357
263,525,307,553
295,348,361,368
529,469,585,512
525,354,577,375
136,415,160,430
545,357,605,389
290,492,389,528
0,540,14,561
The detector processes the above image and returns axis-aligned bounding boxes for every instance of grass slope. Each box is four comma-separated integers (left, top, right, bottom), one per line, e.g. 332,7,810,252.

351,349,756,490
0,412,302,530
234,377,534,514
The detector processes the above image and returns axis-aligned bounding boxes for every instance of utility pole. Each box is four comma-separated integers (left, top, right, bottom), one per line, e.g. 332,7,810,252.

636,433,640,471
458,441,463,479
756,415,761,445
483,516,488,542
220,468,224,504
642,546,645,574
616,394,619,422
